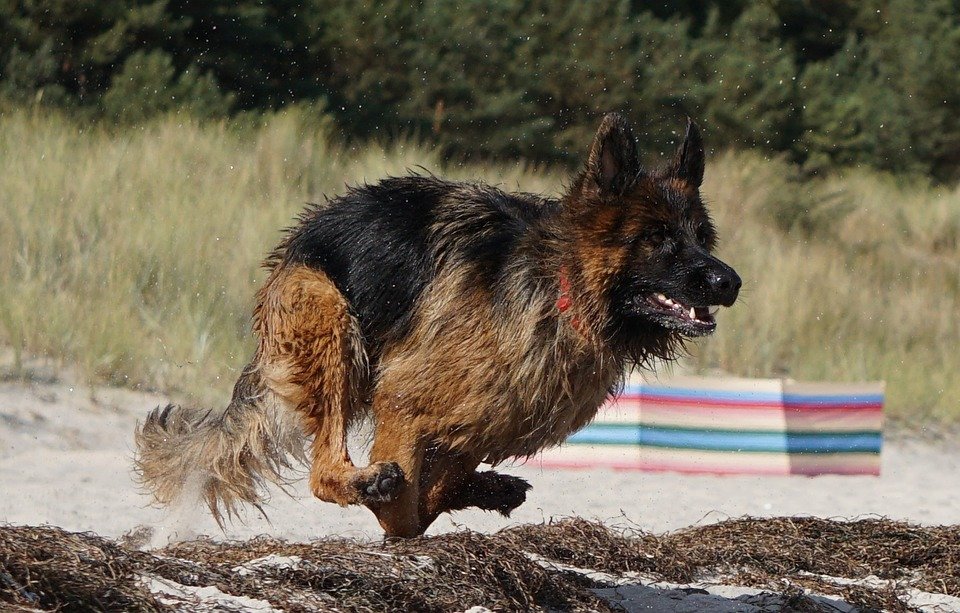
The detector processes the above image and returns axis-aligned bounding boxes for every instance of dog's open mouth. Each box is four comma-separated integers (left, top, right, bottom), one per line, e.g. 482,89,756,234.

645,293,719,333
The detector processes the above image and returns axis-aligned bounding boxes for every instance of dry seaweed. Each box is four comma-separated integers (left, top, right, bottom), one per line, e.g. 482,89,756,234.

504,516,960,611
160,530,611,612
2,516,958,612
0,524,161,611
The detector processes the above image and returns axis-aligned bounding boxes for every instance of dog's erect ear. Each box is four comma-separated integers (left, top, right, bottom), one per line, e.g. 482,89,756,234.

587,113,639,194
669,118,705,188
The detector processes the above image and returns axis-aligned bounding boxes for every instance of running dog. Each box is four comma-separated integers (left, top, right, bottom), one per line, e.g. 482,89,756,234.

135,113,741,537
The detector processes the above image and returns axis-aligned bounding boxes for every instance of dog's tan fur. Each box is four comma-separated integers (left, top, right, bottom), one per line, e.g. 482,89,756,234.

135,113,738,537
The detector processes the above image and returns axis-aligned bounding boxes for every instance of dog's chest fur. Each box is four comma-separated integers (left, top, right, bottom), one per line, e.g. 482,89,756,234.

277,177,632,463
374,269,623,463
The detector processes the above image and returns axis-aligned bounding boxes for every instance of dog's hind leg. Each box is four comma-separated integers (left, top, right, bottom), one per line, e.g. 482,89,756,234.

255,265,404,507
416,450,532,534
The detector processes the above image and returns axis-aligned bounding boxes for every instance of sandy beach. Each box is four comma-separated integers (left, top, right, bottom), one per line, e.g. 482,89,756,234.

1,378,958,542
2,376,959,611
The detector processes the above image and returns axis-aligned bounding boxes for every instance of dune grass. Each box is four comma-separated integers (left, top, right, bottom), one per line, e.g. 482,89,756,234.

0,109,956,422
694,153,960,422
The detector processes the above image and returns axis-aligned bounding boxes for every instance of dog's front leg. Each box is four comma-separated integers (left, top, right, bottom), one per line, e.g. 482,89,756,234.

366,414,426,538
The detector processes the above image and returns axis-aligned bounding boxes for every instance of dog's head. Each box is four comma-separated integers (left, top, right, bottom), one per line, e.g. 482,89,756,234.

566,113,740,357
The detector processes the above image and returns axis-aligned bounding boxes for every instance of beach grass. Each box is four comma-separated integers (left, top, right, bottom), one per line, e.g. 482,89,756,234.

1,108,956,421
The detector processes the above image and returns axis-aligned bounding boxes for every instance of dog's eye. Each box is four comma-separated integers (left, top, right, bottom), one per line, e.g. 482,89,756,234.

644,227,672,248
696,225,714,248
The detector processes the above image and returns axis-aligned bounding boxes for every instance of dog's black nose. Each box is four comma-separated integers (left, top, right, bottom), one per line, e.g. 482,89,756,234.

707,268,741,306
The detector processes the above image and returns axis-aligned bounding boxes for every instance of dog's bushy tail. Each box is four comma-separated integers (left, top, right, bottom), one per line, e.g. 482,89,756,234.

134,369,307,525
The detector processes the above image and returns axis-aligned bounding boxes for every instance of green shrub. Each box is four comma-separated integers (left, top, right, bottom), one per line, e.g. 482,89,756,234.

1,112,958,422
102,50,232,122
4,1,960,178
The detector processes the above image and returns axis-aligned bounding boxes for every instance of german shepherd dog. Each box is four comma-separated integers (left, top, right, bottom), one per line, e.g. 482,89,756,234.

135,113,740,537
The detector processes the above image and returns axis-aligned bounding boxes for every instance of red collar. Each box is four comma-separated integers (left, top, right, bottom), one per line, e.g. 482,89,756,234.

556,270,573,312
557,267,585,336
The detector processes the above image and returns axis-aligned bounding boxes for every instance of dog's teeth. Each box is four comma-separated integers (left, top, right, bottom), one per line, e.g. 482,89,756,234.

656,293,667,302
689,307,696,319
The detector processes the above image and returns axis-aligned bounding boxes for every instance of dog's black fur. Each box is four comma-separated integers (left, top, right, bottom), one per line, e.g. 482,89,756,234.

136,112,742,538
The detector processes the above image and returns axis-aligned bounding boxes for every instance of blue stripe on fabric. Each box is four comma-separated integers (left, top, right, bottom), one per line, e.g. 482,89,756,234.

621,384,781,403
782,393,885,406
567,424,639,445
566,425,882,453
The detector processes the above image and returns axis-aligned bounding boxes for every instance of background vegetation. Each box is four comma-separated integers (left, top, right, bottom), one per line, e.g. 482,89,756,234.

4,0,960,179
1,1,959,423
1,109,957,422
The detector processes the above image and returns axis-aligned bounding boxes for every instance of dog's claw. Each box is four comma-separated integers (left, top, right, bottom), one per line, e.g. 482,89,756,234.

355,462,405,503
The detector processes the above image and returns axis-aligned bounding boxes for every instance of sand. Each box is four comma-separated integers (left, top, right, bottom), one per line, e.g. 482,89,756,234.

1,377,958,611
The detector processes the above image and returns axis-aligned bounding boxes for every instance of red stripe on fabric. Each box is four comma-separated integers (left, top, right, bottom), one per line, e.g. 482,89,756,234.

624,394,783,408
537,459,880,476
632,462,879,476
615,404,883,419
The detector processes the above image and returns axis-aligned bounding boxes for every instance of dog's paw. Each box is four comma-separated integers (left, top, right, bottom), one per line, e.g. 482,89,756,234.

475,471,531,517
353,461,405,503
